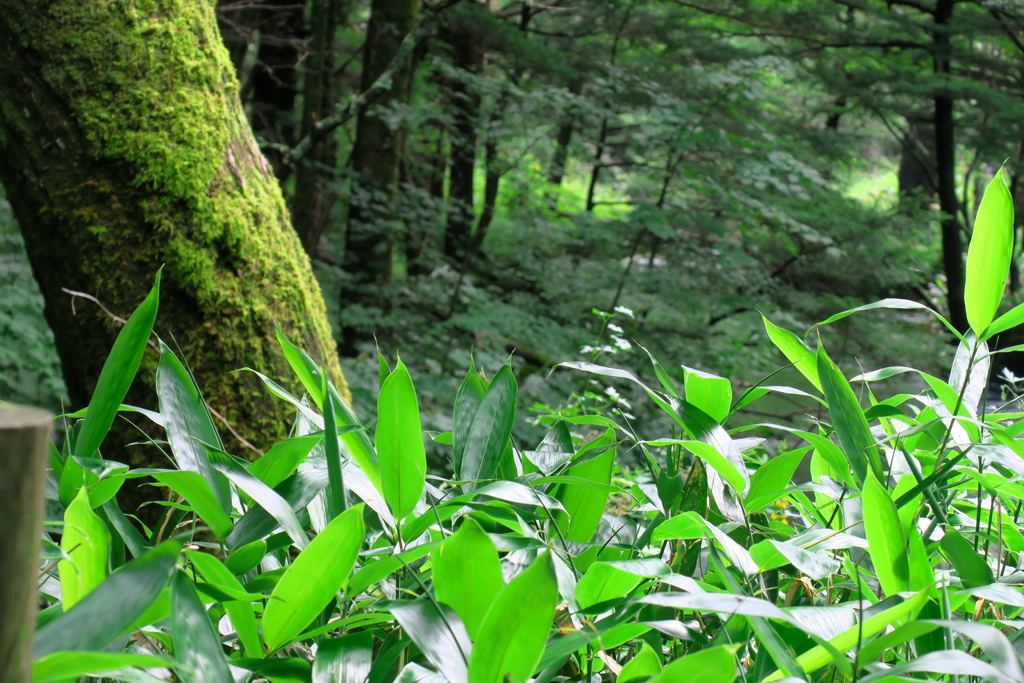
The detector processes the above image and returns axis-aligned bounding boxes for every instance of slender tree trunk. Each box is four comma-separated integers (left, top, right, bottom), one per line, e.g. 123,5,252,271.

933,0,968,333
548,77,584,191
441,9,486,263
0,0,347,491
340,0,421,355
217,0,307,176
292,0,343,256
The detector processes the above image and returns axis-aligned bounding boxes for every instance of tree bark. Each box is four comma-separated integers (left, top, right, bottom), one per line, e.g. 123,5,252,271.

933,0,968,333
548,77,584,191
440,8,486,263
0,0,348,491
0,405,50,683
340,0,421,355
291,0,343,256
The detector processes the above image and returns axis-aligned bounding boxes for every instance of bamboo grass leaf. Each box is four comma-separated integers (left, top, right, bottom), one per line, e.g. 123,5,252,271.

377,356,426,520
74,269,160,460
966,166,1014,337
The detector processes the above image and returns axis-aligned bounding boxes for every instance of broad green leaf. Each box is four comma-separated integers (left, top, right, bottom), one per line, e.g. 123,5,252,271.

745,447,808,512
170,570,232,683
682,366,732,423
818,344,882,486
576,562,644,611
555,429,616,546
225,540,266,575
761,588,931,682
74,270,160,460
275,327,381,489
153,471,233,540
263,504,365,652
187,551,262,658
156,344,230,513
58,456,128,508
59,487,110,610
645,439,746,496
322,373,347,521
469,552,558,683
939,526,993,588
35,540,181,658
654,645,738,683
816,298,962,340
652,511,705,542
247,434,321,489
394,663,448,683
762,316,821,392
459,364,517,486
432,517,503,639
966,167,1014,336
618,642,661,682
454,359,485,477
390,600,471,683
862,470,909,596
32,652,172,683
313,632,374,683
349,542,436,598
377,357,426,520
225,468,326,550
210,450,308,550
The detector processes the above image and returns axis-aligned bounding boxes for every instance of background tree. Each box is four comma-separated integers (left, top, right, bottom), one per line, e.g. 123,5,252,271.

0,0,347,473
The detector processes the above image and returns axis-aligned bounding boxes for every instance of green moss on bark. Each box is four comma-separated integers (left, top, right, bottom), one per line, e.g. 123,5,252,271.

0,0,348,471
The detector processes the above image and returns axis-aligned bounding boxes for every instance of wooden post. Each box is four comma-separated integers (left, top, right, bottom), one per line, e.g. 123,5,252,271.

0,404,52,683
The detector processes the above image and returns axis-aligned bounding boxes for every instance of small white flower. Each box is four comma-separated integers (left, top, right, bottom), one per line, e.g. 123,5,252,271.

608,323,624,334
614,306,634,318
581,345,596,353
622,412,636,420
612,335,631,350
1002,367,1023,384
605,386,621,400
618,396,632,409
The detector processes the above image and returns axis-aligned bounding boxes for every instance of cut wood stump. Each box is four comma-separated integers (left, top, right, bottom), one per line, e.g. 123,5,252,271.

0,404,52,683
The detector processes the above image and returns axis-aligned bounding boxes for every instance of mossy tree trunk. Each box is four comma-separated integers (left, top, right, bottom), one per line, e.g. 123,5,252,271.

0,0,348,491
339,0,420,355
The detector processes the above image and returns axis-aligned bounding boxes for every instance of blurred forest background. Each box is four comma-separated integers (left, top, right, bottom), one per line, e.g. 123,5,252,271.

3,0,1024,450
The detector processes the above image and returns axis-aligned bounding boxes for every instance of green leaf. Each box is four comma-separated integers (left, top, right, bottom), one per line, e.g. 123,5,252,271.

210,450,309,550
576,562,644,611
153,471,233,540
554,429,616,548
313,632,374,683
73,269,160,459
939,526,993,588
263,504,365,652
186,551,262,658
275,327,381,489
654,645,738,683
862,470,909,597
170,570,232,683
762,316,821,392
682,366,732,423
377,357,426,520
58,487,110,610
156,344,231,513
390,600,471,683
32,652,172,683
762,588,931,682
652,511,705,542
248,435,322,490
322,373,348,521
458,364,517,486
454,359,485,477
432,517,504,639
618,642,662,682
468,552,558,683
818,344,881,486
644,439,747,496
35,540,181,658
745,447,808,512
966,167,1015,337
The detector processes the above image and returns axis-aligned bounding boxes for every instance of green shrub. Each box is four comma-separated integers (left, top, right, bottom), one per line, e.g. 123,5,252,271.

33,169,1024,683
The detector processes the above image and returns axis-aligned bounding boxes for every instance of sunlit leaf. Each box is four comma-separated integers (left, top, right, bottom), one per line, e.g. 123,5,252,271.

966,167,1014,337
377,357,426,520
